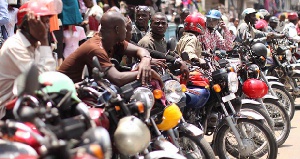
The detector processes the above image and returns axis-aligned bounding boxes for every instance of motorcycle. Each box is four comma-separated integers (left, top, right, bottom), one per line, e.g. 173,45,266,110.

1,64,112,159
182,52,278,159
77,57,187,159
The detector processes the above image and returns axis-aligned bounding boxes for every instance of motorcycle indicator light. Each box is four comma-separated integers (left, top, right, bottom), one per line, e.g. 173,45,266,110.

213,84,221,92
153,89,163,99
115,106,121,111
227,67,234,72
89,144,104,159
278,55,283,61
181,84,187,92
136,101,145,113
260,56,266,61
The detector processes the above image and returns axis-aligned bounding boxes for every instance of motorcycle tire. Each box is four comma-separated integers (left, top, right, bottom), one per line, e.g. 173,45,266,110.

178,132,216,159
214,118,278,159
241,103,275,130
263,98,291,147
271,85,295,120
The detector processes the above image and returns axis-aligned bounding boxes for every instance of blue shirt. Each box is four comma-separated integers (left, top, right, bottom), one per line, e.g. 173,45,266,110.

0,0,8,26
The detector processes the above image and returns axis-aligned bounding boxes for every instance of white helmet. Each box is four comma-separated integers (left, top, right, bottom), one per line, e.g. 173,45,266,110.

7,0,17,5
242,8,257,19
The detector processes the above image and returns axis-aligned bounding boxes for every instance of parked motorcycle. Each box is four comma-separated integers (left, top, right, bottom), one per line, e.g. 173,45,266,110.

182,52,278,159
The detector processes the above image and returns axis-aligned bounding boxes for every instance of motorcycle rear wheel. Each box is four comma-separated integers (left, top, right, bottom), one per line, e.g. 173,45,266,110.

214,119,277,159
271,85,295,120
263,98,291,147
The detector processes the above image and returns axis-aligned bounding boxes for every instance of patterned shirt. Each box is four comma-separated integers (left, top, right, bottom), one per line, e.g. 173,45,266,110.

198,28,234,51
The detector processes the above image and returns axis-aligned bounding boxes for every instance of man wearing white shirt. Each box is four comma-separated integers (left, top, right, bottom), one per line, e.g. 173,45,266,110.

283,12,300,43
81,0,103,38
0,2,56,119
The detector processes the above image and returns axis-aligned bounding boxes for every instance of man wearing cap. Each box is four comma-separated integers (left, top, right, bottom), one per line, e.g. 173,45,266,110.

236,8,284,43
283,12,300,42
0,2,56,119
198,9,234,52
267,16,279,33
131,5,151,44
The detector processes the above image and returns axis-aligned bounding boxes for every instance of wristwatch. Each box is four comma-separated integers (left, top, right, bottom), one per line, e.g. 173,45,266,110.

142,55,152,61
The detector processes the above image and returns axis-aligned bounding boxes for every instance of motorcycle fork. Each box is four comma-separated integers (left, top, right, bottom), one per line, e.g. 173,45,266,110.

219,100,246,151
260,71,278,97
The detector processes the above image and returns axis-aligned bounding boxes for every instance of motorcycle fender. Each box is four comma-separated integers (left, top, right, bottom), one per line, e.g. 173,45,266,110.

268,81,285,87
238,109,265,121
241,99,261,106
265,76,279,81
178,122,204,136
153,137,179,153
291,69,300,78
142,150,186,159
290,63,300,70
262,94,278,100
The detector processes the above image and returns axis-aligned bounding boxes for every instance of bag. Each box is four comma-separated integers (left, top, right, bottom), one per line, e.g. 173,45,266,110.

0,25,8,48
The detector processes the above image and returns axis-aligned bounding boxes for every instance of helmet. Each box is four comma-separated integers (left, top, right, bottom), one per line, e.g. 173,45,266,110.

255,19,268,30
156,103,182,131
184,13,206,34
247,64,260,79
255,12,264,19
185,87,210,108
7,0,17,5
114,116,150,156
17,1,56,26
242,79,268,99
287,12,298,21
81,127,112,159
242,8,257,19
269,16,279,23
251,43,268,58
38,71,81,103
206,9,222,20
258,9,270,17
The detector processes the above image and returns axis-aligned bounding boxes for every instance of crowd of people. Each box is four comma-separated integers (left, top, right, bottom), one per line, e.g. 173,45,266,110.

0,0,300,120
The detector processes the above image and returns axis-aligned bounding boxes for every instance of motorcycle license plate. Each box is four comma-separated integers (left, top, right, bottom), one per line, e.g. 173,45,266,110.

222,93,236,103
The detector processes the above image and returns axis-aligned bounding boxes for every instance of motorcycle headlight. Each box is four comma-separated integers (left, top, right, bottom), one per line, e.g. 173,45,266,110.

285,50,292,61
227,72,239,93
164,80,183,103
130,87,154,120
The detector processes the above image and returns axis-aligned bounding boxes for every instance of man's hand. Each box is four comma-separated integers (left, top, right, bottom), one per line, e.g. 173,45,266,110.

266,32,275,40
179,61,189,80
133,57,151,85
81,20,88,26
27,12,48,44
151,69,164,87
151,58,166,68
219,21,227,30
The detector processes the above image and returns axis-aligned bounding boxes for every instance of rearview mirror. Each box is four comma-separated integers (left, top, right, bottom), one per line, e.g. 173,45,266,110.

181,52,189,61
13,64,39,96
81,65,89,80
167,37,177,51
92,56,102,70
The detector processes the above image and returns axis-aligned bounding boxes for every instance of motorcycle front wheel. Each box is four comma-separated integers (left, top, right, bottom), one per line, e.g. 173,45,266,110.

214,119,278,159
178,132,216,159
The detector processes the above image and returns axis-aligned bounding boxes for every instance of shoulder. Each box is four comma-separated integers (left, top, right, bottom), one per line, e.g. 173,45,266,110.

138,33,153,44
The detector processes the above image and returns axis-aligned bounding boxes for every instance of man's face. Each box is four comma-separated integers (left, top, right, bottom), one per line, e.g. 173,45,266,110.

270,22,278,29
135,10,150,28
83,0,93,8
247,13,257,25
41,16,50,31
125,22,133,41
206,17,219,29
234,19,239,27
150,15,168,35
100,19,127,42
